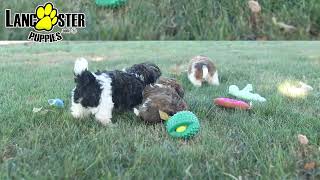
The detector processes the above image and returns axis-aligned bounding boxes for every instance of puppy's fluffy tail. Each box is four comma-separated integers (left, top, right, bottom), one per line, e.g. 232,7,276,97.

74,58,88,75
202,65,209,79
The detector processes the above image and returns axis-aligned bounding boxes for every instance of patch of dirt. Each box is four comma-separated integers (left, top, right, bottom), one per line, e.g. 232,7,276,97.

33,51,70,57
0,41,31,46
24,51,74,65
89,55,105,62
169,63,188,76
87,53,121,62
24,59,60,65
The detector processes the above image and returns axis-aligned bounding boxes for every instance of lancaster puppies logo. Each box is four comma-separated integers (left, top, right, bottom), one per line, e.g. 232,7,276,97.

5,2,86,42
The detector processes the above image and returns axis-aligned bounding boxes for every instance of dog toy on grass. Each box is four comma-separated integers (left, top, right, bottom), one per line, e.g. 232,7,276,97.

48,98,64,108
229,84,266,102
278,81,313,98
95,0,127,7
160,111,200,139
214,98,251,110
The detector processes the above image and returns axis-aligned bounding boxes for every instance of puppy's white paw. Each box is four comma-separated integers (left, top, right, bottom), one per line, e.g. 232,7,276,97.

133,108,140,116
95,113,112,126
193,81,202,87
209,71,220,86
96,118,112,126
71,110,81,119
70,103,89,119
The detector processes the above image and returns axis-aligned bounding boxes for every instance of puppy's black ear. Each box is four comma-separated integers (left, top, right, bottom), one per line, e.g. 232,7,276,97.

150,64,161,79
147,65,161,84
75,71,95,85
82,71,95,85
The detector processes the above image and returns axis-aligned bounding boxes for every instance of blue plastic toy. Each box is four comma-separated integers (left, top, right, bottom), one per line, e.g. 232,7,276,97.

48,98,64,108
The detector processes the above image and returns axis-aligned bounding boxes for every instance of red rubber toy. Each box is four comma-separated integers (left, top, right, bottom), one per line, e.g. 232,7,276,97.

214,98,250,110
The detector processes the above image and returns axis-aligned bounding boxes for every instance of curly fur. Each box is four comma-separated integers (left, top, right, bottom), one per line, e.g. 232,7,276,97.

124,63,162,86
71,58,161,125
156,77,185,98
134,78,188,124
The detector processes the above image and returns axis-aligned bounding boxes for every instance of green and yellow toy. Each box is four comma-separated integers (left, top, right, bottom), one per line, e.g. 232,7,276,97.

95,0,127,7
160,111,200,139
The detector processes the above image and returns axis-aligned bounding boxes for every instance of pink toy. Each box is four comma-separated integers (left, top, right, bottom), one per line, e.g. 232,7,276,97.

214,98,251,110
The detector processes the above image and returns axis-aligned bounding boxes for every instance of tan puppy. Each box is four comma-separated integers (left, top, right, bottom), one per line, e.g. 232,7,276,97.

188,55,219,87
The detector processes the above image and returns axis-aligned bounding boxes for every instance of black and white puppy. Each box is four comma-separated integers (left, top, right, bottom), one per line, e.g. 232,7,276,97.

71,58,161,125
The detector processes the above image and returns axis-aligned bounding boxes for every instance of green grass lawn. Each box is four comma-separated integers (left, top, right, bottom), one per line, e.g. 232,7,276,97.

0,42,320,179
0,0,320,40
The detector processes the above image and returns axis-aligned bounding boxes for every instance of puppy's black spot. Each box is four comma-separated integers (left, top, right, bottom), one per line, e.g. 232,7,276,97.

104,70,145,110
73,71,101,107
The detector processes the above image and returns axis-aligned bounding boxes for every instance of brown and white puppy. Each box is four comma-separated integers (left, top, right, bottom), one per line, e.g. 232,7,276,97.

188,55,219,87
156,77,185,98
133,78,187,124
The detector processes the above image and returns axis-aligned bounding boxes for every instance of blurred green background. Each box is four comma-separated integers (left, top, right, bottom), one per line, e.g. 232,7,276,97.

0,0,320,40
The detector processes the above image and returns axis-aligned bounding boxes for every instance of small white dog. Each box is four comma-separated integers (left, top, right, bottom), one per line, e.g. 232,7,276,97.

187,55,219,87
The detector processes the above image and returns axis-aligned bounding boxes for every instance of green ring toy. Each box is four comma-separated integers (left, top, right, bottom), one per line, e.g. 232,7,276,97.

164,111,200,139
95,0,127,7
